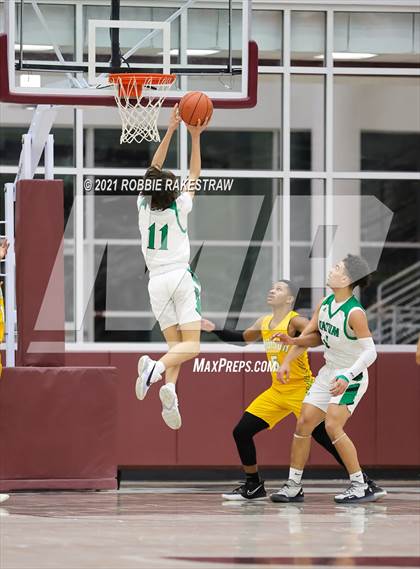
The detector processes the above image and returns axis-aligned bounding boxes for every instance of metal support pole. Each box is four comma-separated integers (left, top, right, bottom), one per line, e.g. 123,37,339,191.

18,0,24,71
228,0,233,73
75,108,85,343
110,0,121,72
21,133,32,180
44,134,54,179
281,9,291,280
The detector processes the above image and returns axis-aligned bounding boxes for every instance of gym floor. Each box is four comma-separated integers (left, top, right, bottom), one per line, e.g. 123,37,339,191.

1,481,418,569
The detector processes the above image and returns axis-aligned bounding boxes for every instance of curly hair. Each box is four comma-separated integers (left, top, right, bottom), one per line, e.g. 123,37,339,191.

141,166,179,210
343,254,372,289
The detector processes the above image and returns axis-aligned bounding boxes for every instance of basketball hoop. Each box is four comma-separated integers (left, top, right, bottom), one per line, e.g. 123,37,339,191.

108,73,177,144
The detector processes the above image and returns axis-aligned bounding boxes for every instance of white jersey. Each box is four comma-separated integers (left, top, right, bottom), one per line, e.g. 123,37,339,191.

137,193,193,277
318,294,366,372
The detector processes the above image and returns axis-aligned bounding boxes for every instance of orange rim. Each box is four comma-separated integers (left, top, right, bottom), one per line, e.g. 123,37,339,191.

109,73,176,97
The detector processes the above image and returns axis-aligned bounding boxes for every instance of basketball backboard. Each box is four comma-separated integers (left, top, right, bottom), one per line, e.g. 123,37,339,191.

0,0,257,108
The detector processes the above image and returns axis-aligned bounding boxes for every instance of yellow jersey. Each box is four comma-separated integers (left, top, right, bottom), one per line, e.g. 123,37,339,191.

261,311,313,391
0,286,4,376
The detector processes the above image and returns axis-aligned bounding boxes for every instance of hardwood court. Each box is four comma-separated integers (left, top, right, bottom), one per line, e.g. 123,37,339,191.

1,481,418,569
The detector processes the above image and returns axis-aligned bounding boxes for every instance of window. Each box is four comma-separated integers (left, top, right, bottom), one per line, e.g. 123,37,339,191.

333,179,420,309
91,128,178,169
334,77,420,171
291,11,326,65
291,179,325,311
334,13,420,66
291,75,325,171
0,126,74,167
362,132,420,172
17,3,75,60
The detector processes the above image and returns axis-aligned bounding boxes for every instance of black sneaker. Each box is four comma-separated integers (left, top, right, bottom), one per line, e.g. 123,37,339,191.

363,474,387,501
334,482,376,504
222,480,267,501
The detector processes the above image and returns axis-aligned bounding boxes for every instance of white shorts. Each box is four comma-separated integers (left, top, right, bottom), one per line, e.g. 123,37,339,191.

148,267,201,331
303,364,368,414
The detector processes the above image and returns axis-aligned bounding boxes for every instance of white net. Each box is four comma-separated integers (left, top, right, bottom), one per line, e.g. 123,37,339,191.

110,74,176,144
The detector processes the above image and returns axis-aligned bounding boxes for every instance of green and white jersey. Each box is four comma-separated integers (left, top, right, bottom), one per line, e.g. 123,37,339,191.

137,193,192,277
318,294,366,370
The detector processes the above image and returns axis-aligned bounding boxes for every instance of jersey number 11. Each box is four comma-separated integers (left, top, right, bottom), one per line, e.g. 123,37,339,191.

148,223,169,251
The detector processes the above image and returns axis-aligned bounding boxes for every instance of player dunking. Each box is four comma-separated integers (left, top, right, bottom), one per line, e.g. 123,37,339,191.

271,255,379,504
135,105,209,430
202,278,385,501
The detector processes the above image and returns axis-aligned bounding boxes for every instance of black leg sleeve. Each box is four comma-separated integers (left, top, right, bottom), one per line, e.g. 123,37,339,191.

232,411,269,467
312,421,345,468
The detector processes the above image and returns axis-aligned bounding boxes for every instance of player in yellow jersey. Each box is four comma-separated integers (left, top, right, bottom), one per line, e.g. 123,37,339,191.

245,299,314,433
203,280,318,500
202,279,385,501
0,238,9,504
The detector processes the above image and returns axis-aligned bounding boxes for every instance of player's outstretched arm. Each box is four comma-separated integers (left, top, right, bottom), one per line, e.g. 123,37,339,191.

330,310,377,396
275,331,321,348
201,316,263,346
185,117,210,199
288,315,323,347
242,316,264,344
150,104,181,169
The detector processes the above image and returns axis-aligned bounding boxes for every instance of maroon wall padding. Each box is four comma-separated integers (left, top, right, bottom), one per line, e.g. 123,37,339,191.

16,179,65,366
176,355,244,465
111,353,177,466
0,366,118,491
65,351,419,469
376,354,420,466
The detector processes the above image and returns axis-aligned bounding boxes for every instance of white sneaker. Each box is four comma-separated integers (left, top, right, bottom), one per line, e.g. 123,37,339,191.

159,384,182,430
270,480,304,503
334,482,376,504
135,356,162,401
0,494,10,504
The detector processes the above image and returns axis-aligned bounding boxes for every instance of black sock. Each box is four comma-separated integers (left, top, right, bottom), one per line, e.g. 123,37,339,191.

245,471,260,484
312,421,345,467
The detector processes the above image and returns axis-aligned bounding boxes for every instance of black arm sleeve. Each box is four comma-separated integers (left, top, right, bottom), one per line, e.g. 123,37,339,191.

212,328,246,346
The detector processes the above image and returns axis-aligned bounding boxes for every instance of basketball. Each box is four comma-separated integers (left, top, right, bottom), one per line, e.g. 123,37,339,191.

179,91,213,126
